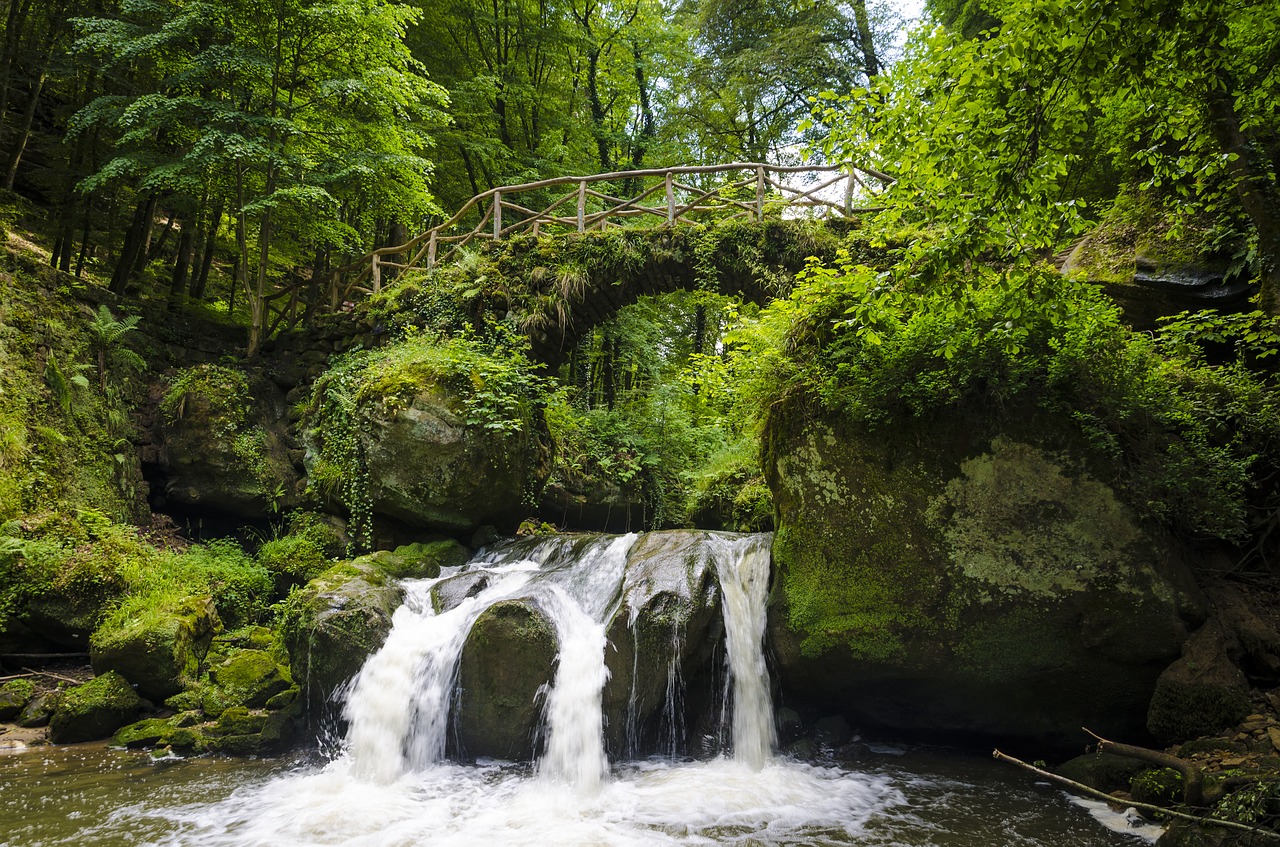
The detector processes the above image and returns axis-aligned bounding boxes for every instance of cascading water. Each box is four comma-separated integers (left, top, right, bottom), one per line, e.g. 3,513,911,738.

709,533,776,769
45,531,1158,847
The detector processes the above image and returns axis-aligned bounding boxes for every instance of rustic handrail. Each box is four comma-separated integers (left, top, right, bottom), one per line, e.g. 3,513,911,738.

332,161,892,302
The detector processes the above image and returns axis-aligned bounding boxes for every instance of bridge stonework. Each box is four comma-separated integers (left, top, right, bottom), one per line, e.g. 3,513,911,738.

487,219,849,367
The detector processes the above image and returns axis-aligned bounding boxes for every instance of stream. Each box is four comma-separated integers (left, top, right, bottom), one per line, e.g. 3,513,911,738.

0,533,1162,846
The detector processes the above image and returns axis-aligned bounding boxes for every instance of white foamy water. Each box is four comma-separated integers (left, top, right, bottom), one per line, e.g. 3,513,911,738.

710,533,776,769
142,757,904,847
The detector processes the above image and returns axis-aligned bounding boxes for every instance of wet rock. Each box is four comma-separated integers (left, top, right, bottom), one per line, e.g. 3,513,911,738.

456,599,556,760
280,561,404,716
765,398,1204,745
49,671,146,744
601,530,724,757
815,715,852,748
1055,751,1148,793
90,595,221,701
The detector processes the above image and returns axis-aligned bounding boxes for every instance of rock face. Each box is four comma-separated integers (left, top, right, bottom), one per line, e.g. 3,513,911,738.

354,387,550,533
280,561,404,715
456,599,557,760
90,595,221,701
602,531,724,756
764,399,1205,745
155,365,302,519
48,671,146,743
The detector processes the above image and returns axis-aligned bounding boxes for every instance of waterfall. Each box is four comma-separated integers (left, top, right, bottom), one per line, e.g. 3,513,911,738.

711,533,776,769
343,530,774,786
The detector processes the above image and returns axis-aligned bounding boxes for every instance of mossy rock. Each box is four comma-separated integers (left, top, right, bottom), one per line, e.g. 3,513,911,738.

279,561,404,715
1055,751,1148,793
764,397,1204,744
207,649,291,709
16,689,60,728
1130,767,1183,805
1148,619,1252,744
90,594,221,701
157,365,301,519
48,671,146,744
0,678,35,720
319,381,549,534
456,599,557,760
361,539,470,580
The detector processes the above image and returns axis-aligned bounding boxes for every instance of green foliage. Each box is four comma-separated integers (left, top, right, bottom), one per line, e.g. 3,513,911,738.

97,538,272,637
1160,310,1280,365
1214,780,1280,827
740,249,1279,543
161,364,252,431
256,527,332,591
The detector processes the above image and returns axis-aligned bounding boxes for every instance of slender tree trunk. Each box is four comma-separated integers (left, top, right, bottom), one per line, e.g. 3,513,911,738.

2,65,45,190
110,194,156,295
74,198,92,278
191,198,223,300
1204,84,1280,315
0,0,34,128
169,217,195,306
851,0,881,80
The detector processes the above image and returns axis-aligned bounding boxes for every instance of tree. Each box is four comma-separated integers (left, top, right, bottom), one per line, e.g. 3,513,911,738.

816,0,1280,314
72,0,448,354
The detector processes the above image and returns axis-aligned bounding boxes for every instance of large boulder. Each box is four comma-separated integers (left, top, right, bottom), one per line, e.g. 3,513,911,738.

49,671,146,743
456,599,557,760
352,386,549,533
764,398,1205,745
602,530,724,757
90,595,221,701
280,561,404,716
155,364,302,519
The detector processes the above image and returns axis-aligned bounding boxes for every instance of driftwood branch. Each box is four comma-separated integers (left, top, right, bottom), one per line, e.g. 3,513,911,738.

20,667,83,685
993,748,1280,841
1084,727,1207,806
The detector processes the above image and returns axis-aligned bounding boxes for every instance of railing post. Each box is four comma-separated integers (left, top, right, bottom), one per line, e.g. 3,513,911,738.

755,167,765,221
577,180,586,232
371,254,381,292
493,191,502,240
427,230,437,268
665,171,675,223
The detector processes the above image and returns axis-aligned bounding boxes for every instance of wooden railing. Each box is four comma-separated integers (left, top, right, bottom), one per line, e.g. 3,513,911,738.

334,161,892,300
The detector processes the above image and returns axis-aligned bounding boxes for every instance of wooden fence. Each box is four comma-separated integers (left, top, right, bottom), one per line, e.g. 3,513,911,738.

336,161,892,301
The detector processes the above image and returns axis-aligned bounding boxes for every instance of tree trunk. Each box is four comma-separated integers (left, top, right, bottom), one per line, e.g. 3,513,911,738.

169,218,195,306
2,64,45,190
191,198,224,300
851,0,880,80
1204,83,1280,315
109,194,156,295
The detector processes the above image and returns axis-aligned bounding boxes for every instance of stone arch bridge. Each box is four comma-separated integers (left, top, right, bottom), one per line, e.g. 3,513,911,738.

284,162,890,366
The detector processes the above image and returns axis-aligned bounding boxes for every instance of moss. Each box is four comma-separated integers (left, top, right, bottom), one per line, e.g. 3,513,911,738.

0,677,35,719
48,671,144,743
207,649,291,708
1148,682,1251,744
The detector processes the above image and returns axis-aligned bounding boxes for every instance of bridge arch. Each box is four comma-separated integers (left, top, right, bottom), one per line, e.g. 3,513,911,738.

463,218,849,367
